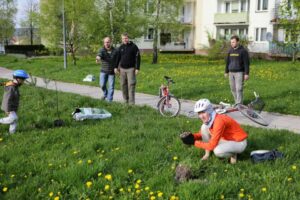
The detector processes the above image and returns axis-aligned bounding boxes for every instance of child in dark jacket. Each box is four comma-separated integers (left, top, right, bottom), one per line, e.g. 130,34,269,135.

0,70,29,134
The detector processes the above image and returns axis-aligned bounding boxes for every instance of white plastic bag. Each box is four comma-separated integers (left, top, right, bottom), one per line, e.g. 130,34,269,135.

72,108,112,121
83,74,95,82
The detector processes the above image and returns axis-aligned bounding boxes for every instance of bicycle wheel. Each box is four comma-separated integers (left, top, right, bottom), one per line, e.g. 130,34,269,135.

237,104,269,126
158,96,181,117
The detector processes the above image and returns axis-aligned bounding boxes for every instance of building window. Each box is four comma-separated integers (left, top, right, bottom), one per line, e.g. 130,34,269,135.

255,28,267,41
144,28,154,40
257,0,268,11
241,0,247,12
225,2,231,13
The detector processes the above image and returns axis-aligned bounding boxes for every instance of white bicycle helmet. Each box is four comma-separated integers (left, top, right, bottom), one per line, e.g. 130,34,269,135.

194,99,212,113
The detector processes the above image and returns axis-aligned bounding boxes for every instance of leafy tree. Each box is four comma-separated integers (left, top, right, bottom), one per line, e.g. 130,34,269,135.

279,0,300,62
20,0,40,45
0,0,17,45
145,0,184,64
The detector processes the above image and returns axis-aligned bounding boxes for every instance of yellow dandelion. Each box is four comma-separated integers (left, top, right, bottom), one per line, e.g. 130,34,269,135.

2,187,8,192
58,192,61,195
49,192,54,197
128,188,132,192
104,185,110,191
10,174,15,178
78,160,83,164
150,196,156,200
86,181,93,188
54,197,59,200
0,138,3,142
73,151,78,154
109,196,113,199
135,184,140,189
288,177,293,182
170,195,178,200
105,174,112,181
87,160,93,164
239,193,245,198
119,188,124,192
261,187,267,192
38,188,42,192
145,186,150,191
173,156,178,161
115,147,120,150
128,169,133,174
150,191,154,195
158,192,163,197
240,188,244,192
48,163,53,167
220,194,225,199
136,190,141,194
292,165,297,170
136,179,142,184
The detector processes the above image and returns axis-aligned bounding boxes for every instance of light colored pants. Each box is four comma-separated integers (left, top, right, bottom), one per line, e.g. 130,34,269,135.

120,68,136,105
201,124,247,158
229,72,244,104
0,111,18,134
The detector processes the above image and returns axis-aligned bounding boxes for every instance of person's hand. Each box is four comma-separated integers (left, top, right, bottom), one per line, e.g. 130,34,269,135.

224,73,228,78
244,74,249,81
96,56,101,64
135,69,139,75
114,68,120,75
180,131,195,145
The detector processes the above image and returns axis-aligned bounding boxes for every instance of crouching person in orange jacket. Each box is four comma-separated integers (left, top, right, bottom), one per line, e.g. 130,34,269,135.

182,99,248,164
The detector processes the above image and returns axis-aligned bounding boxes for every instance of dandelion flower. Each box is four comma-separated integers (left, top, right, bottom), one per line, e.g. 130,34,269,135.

135,184,140,189
288,177,293,182
136,179,142,184
54,197,59,200
105,174,112,181
239,193,245,198
136,189,141,194
170,195,178,200
145,186,150,191
87,160,93,164
98,172,102,177
2,187,8,192
10,174,15,178
173,156,178,161
78,160,83,164
150,196,156,200
86,181,93,188
49,192,54,197
0,138,3,142
220,194,225,199
128,169,133,174
158,192,163,197
292,165,297,170
240,188,244,192
150,191,154,195
119,188,124,192
105,185,110,191
261,187,267,192
38,188,42,192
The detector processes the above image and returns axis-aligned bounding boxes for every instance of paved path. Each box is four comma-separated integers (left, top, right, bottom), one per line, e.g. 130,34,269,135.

1,66,300,134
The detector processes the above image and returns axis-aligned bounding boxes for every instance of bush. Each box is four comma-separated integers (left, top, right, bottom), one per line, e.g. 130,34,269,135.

4,45,49,57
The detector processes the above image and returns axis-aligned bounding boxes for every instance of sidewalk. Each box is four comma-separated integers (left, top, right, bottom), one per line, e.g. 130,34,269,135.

1,66,300,134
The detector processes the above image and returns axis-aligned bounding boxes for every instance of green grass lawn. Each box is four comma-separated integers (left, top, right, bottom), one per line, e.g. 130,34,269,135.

0,54,300,115
0,83,300,199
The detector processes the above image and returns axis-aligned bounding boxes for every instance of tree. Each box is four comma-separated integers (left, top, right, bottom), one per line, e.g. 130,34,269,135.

0,0,17,45
20,0,39,45
145,0,184,64
279,0,300,62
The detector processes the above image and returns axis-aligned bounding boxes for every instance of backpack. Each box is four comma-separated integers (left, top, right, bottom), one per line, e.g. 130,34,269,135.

250,149,284,163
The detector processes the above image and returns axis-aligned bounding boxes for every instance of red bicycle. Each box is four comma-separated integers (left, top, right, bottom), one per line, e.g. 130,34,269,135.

157,76,181,117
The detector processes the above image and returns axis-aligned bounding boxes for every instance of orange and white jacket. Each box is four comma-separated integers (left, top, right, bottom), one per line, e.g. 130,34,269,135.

193,114,248,151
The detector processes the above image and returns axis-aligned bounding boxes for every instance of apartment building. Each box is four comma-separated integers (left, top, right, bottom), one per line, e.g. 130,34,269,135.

137,0,290,54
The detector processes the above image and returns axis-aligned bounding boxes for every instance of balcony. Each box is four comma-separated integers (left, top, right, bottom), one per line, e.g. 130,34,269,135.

214,12,249,25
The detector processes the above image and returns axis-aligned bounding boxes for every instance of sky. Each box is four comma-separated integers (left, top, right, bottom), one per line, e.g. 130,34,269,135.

15,0,40,27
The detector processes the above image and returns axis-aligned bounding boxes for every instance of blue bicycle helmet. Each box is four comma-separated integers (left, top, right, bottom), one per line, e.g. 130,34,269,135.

13,70,29,79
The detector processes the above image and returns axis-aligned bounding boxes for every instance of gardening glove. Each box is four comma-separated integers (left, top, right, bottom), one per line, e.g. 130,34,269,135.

180,131,195,145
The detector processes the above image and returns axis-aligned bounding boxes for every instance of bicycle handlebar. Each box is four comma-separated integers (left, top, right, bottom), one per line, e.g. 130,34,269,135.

164,76,175,84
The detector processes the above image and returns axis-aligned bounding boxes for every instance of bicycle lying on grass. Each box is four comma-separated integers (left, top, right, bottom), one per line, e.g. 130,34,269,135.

214,92,269,126
157,76,181,117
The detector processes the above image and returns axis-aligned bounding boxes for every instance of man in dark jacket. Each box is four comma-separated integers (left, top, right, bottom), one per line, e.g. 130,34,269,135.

225,35,250,104
1,70,29,134
114,33,141,105
96,37,117,102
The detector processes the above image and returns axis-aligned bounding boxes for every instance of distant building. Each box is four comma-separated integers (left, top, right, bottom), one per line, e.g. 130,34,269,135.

12,27,41,45
136,0,297,55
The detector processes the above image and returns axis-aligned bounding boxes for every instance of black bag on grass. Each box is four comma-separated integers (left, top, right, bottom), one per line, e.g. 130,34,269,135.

250,149,284,163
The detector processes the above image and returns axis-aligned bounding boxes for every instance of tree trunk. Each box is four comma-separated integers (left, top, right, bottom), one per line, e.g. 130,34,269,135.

152,0,161,64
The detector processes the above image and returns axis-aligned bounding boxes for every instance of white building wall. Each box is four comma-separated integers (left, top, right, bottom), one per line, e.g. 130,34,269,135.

248,0,276,53
194,0,217,49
